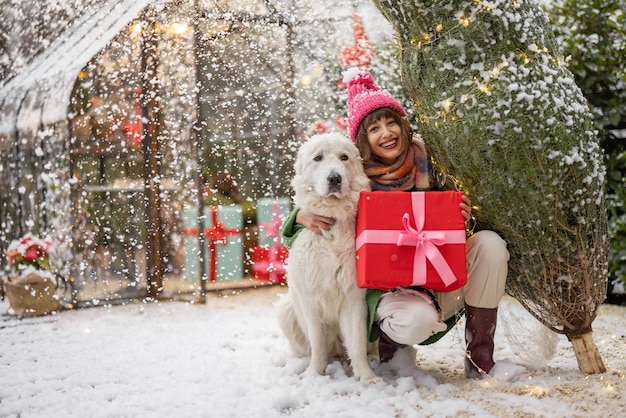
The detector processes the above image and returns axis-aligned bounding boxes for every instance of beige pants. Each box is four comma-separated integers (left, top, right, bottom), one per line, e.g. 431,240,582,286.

376,230,509,345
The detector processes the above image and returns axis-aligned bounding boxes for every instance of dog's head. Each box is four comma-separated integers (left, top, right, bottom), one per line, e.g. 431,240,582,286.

292,133,371,218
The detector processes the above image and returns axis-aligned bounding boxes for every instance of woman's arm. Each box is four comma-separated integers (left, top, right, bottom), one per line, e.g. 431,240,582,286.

279,208,336,248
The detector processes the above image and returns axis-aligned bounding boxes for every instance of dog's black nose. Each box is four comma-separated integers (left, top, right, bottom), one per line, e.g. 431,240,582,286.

328,173,342,187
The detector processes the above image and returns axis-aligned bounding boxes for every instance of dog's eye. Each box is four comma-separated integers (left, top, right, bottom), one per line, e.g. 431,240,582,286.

340,154,349,161
313,154,323,162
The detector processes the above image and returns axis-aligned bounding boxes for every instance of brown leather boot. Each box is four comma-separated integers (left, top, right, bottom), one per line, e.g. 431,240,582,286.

464,304,497,378
378,331,406,363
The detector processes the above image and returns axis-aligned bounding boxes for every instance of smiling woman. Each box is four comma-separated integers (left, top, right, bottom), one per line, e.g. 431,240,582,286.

373,0,608,374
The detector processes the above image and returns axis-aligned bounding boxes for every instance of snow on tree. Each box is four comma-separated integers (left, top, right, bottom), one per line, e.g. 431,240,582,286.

373,0,608,373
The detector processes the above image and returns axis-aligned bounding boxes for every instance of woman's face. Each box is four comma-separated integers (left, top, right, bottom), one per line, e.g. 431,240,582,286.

366,116,404,165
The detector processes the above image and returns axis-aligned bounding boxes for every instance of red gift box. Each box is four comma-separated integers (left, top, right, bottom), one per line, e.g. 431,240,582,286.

252,245,288,283
355,191,467,292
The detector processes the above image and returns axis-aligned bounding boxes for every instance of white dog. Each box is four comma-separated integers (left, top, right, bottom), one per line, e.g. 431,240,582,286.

277,133,380,384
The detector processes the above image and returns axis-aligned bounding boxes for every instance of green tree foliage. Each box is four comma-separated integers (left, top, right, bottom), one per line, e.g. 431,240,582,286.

545,0,626,290
374,0,608,372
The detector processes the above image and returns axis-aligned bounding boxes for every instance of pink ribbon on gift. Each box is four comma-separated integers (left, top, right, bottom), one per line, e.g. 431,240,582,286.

254,246,287,283
256,199,286,282
259,200,282,241
355,192,465,288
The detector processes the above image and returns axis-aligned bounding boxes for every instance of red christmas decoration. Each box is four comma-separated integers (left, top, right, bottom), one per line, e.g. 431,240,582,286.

123,86,142,147
340,14,374,68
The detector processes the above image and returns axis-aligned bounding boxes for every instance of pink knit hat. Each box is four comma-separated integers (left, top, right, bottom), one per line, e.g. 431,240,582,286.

344,68,406,142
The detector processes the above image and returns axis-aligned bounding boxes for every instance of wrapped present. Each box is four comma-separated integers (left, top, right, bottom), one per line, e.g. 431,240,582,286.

256,197,291,247
251,244,288,283
183,205,243,282
356,191,467,292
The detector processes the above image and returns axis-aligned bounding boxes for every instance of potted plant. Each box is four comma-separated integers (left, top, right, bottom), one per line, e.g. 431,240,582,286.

3,233,59,317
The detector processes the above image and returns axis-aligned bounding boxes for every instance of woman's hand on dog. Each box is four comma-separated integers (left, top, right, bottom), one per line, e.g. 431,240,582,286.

296,210,335,235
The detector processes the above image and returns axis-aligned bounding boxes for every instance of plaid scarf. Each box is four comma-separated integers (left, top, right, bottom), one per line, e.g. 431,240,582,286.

365,138,431,191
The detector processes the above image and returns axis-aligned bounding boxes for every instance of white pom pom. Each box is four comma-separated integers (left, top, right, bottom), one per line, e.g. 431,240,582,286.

342,67,363,84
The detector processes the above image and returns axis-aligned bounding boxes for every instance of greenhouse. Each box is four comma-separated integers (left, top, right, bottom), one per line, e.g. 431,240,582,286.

0,0,384,307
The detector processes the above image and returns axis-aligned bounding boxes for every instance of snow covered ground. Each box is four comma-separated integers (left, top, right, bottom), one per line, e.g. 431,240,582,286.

1,285,624,418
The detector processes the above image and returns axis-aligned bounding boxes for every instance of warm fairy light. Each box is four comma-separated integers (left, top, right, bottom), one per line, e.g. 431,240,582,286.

519,52,530,64
458,16,470,27
410,38,422,49
167,22,189,35
442,98,454,112
301,74,313,85
436,23,443,32
421,32,430,42
478,84,490,93
528,386,547,398
131,21,189,35
129,22,142,35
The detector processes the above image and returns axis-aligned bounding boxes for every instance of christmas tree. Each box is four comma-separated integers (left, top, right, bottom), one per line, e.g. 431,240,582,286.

373,0,608,373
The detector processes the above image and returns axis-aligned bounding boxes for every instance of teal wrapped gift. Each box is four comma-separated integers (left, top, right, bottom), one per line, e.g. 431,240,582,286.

183,205,243,282
256,197,291,247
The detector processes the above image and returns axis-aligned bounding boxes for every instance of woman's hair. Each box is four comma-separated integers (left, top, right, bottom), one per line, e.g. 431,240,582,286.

354,107,413,167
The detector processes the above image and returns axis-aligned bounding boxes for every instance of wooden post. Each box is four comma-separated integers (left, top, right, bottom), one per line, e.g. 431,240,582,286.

141,19,164,298
193,0,208,303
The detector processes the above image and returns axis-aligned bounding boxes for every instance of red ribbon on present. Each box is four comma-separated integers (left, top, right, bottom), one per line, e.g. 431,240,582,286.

356,193,465,289
183,206,242,282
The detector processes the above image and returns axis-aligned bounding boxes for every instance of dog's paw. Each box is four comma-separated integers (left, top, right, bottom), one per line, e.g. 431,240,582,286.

356,370,384,385
360,374,384,385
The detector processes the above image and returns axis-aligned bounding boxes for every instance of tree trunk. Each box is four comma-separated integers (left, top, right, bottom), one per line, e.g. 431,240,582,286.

568,332,606,374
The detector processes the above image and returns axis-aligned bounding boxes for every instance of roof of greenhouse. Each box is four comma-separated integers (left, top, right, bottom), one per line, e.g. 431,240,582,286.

0,0,382,137
0,0,168,137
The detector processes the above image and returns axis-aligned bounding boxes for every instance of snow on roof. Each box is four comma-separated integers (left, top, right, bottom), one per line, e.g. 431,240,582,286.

0,0,168,136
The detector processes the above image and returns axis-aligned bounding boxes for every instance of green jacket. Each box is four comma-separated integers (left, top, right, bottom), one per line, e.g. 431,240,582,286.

280,208,458,344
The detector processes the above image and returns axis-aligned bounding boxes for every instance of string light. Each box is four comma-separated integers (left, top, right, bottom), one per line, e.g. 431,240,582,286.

442,98,454,112
458,16,470,27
